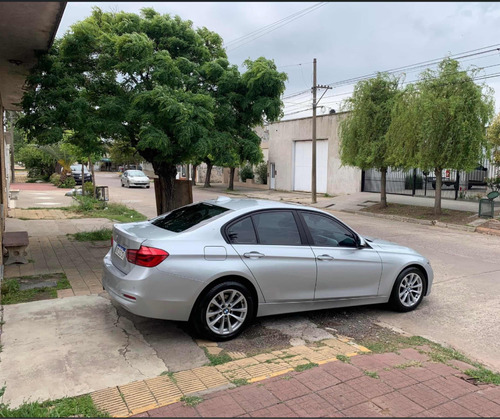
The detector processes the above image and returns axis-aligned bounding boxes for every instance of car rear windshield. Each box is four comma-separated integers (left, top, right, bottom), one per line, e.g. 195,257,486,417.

127,170,145,176
151,203,229,233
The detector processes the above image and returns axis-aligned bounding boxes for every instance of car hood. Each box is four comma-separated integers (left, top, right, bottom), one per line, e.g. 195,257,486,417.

364,236,422,257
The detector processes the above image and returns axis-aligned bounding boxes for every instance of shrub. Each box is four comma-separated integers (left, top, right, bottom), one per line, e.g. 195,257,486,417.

49,173,61,186
83,181,94,197
404,174,423,190
256,163,268,185
58,176,76,189
75,195,100,211
240,164,254,182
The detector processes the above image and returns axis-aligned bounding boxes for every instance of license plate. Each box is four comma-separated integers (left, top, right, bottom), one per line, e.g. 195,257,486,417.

114,244,126,260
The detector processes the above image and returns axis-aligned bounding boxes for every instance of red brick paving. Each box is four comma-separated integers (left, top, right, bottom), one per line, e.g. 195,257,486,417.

139,351,500,418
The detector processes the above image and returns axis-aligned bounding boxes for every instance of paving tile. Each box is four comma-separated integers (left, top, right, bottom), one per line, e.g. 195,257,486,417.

420,400,478,417
425,375,477,400
350,354,390,371
228,385,280,413
318,382,368,410
173,370,207,395
191,366,230,389
422,361,459,377
285,393,338,417
321,360,364,381
250,404,298,417
294,366,340,392
371,392,424,417
119,380,158,415
370,352,408,367
196,394,246,417
345,375,393,398
378,368,419,389
448,359,476,372
148,402,199,417
145,376,183,406
454,392,500,416
399,366,440,383
341,401,386,417
478,386,500,404
91,387,130,417
402,382,449,410
263,377,310,402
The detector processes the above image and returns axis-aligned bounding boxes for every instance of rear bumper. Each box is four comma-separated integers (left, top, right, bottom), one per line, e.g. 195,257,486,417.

102,251,196,321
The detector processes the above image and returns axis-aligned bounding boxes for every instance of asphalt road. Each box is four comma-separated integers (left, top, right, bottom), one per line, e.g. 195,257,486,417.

96,172,500,372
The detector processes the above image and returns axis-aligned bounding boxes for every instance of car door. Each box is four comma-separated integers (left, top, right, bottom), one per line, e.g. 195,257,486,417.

226,210,317,303
298,211,382,300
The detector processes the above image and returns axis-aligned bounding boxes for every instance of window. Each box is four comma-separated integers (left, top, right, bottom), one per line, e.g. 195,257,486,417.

227,217,257,244
301,212,357,248
152,203,229,233
252,211,301,246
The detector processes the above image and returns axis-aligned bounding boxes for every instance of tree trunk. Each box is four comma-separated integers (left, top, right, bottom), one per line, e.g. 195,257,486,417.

228,167,236,191
204,160,213,188
192,165,197,186
434,167,442,216
380,167,388,208
152,161,178,215
89,155,96,197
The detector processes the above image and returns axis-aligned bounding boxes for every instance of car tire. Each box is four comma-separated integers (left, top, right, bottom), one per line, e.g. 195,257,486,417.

146,185,150,189
389,267,425,312
121,182,124,187
191,281,255,341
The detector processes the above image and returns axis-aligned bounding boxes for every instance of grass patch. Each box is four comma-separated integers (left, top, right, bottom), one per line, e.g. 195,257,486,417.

394,360,423,369
361,203,477,225
70,228,112,242
231,378,249,387
180,395,203,407
202,348,232,366
464,367,500,385
336,355,350,363
294,362,318,372
69,197,147,223
0,389,109,418
364,370,379,379
1,274,71,305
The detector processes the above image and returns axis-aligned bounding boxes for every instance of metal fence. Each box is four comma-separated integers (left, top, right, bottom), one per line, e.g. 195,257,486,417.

362,159,495,200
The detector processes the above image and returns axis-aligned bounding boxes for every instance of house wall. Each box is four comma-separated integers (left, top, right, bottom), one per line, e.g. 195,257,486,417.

267,113,361,195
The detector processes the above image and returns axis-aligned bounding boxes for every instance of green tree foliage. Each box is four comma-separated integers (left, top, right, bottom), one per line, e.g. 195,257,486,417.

16,145,55,180
338,73,400,207
387,58,494,214
18,7,286,212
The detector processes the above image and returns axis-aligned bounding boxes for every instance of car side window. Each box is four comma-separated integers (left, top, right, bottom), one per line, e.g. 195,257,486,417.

227,217,257,244
301,212,357,248
251,211,301,246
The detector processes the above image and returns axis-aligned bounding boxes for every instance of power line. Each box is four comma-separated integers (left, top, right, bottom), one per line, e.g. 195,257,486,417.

226,3,328,52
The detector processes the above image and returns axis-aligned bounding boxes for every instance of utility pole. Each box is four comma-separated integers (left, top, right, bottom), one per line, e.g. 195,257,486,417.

311,58,332,204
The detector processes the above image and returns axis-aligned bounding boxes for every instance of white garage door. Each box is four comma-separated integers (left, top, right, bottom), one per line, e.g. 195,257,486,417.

293,140,328,193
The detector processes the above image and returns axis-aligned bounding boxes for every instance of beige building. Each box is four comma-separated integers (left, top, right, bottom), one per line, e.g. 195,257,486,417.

0,2,66,266
267,113,362,194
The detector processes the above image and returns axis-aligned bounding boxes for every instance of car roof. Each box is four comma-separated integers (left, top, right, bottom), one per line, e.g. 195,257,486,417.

202,196,326,214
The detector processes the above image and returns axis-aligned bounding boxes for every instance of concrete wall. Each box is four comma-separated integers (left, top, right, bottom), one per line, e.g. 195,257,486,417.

267,113,361,195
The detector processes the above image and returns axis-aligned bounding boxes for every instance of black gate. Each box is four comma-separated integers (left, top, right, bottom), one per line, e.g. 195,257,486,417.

362,159,493,200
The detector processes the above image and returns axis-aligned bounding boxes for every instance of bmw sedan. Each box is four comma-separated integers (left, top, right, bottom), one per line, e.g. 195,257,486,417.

121,170,150,188
103,197,433,341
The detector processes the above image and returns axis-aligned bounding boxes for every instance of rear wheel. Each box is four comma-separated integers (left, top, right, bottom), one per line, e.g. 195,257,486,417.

389,267,425,312
191,281,254,341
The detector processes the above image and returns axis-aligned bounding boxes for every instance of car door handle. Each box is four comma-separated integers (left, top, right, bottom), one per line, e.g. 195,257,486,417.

243,252,265,259
316,254,334,261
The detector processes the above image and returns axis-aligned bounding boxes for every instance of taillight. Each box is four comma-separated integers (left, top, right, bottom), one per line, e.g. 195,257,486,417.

127,246,169,267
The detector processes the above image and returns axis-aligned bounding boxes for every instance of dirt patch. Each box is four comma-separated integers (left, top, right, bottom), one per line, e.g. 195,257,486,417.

479,219,500,230
361,203,478,225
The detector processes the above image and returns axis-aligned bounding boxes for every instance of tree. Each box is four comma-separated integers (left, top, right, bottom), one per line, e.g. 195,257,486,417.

486,113,500,191
387,58,494,215
338,73,400,208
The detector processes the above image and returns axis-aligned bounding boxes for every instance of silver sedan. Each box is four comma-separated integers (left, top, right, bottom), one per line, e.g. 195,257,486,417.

120,170,151,188
102,197,433,341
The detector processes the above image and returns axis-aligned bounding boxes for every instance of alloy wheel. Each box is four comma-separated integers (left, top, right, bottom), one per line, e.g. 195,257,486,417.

398,272,423,307
205,289,248,336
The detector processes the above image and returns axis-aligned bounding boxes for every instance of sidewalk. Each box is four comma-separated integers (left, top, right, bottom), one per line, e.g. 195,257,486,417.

135,347,500,418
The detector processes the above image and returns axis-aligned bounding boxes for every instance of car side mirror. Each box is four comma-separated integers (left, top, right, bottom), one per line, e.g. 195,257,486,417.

356,235,366,248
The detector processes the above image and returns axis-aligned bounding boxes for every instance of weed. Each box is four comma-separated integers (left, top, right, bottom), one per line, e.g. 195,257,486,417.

202,347,232,366
27,259,35,264
394,361,422,369
165,372,177,384
180,396,203,407
294,362,318,372
1,274,71,305
364,370,379,379
279,354,296,360
231,378,249,387
70,228,112,242
336,355,350,363
280,375,293,380
464,367,500,385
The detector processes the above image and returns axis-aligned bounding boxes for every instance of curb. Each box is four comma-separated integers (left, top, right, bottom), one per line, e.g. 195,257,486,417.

90,339,371,417
338,209,478,232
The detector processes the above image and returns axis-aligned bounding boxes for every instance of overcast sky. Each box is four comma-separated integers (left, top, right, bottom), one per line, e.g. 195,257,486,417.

57,2,500,119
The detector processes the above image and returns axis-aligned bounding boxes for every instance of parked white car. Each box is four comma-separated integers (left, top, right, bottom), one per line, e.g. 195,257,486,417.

121,170,150,188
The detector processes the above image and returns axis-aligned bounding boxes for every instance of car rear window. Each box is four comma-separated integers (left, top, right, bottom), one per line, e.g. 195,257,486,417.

151,203,229,233
127,170,145,176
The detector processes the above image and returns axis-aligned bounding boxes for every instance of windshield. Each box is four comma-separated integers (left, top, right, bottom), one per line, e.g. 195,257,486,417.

151,203,229,233
71,165,89,173
127,170,146,177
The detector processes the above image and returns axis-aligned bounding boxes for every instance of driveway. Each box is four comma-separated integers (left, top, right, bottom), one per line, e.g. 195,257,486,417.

95,171,500,372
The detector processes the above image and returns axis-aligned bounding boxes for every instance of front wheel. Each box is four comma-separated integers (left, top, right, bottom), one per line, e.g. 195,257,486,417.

389,267,425,312
191,281,254,341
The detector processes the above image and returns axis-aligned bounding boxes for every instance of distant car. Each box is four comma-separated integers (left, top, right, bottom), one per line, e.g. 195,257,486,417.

70,164,92,185
121,170,150,188
103,198,434,341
